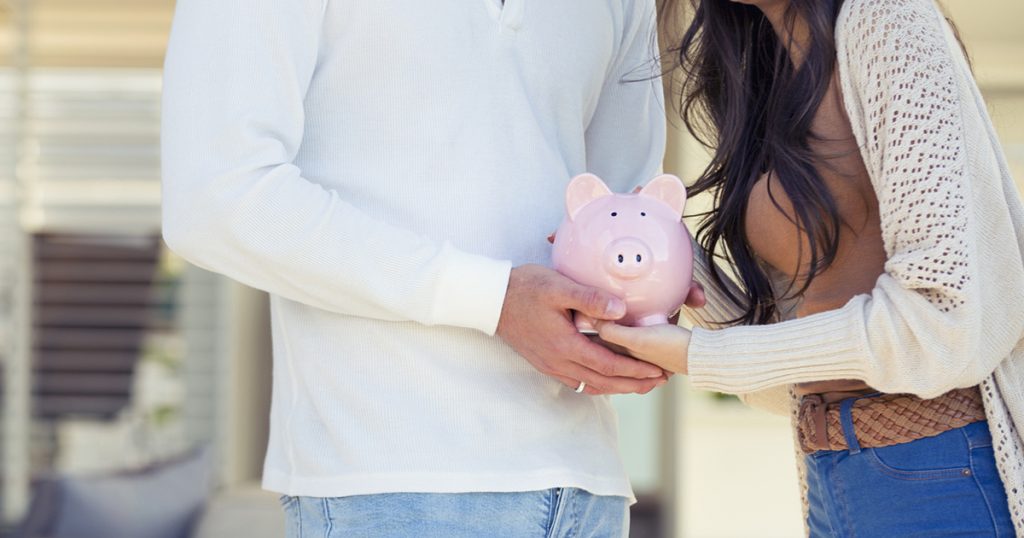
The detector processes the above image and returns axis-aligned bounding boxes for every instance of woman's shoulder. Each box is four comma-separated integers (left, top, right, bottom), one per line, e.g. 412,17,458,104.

836,0,947,53
834,0,966,134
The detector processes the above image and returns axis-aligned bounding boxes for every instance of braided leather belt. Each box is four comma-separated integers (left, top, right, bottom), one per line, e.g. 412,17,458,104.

796,386,986,454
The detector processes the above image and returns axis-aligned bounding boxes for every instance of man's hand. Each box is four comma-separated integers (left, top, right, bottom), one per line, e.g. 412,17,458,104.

496,264,668,395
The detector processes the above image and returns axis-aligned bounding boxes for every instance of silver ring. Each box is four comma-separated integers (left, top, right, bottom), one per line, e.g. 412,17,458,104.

574,381,586,393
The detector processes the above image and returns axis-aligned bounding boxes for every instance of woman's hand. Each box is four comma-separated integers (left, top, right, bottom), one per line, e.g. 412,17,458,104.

593,320,692,375
593,282,702,374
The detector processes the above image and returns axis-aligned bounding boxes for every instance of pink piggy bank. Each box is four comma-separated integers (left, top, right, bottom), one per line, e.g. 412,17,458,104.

551,173,693,331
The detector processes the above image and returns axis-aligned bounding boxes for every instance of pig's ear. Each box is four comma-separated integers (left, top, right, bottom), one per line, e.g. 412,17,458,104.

639,174,687,218
566,173,612,221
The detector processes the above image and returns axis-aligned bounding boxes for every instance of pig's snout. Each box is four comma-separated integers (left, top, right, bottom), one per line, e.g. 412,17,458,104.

604,238,653,280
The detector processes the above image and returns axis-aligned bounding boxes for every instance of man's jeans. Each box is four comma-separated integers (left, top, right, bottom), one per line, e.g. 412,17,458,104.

806,412,1014,537
279,488,629,538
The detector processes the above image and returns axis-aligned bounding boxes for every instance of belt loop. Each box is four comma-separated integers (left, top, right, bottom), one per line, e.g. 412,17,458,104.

839,397,862,454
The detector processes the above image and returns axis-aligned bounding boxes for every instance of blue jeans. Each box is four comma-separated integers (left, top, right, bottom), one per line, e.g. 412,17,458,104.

805,396,1014,537
279,488,629,538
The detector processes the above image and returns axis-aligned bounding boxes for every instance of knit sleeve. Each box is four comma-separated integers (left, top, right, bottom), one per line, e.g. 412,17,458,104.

678,236,747,330
160,0,511,335
679,238,794,415
685,0,1024,398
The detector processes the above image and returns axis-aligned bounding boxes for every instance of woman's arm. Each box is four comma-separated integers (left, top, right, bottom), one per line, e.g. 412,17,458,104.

679,236,747,329
600,0,1024,399
683,237,794,415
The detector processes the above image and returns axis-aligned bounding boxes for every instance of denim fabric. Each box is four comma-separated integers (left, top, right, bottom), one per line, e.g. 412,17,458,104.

805,412,1014,537
279,488,629,538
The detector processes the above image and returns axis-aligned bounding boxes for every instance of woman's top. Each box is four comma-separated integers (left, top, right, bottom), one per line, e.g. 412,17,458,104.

681,0,1024,533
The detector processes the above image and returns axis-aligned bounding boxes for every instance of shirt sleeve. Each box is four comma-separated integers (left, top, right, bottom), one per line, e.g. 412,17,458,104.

584,0,666,185
679,236,748,329
679,240,796,415
685,0,1024,398
160,0,511,335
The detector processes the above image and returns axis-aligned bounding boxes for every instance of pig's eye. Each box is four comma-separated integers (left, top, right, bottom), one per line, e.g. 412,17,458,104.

617,254,624,263
611,212,618,217
641,212,647,217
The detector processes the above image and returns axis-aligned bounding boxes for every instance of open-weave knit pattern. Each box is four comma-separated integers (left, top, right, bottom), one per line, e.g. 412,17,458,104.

837,0,1024,532
681,0,1024,534
980,373,1024,534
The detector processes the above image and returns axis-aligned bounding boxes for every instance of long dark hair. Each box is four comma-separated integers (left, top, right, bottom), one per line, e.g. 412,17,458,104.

660,0,846,325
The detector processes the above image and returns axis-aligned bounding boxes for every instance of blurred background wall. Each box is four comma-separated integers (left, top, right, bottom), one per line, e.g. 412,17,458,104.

0,1,1020,537
0,1,275,536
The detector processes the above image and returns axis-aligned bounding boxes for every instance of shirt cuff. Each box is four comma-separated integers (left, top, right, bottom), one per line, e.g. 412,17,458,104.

430,243,512,335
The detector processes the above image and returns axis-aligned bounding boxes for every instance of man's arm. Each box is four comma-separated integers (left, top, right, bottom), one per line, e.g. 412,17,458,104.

584,0,665,187
162,0,509,333
162,0,664,393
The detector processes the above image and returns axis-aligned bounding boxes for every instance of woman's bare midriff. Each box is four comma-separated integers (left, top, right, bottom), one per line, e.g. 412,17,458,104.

744,74,886,398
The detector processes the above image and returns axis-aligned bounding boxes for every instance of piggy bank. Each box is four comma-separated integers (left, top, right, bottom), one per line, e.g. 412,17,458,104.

551,173,693,331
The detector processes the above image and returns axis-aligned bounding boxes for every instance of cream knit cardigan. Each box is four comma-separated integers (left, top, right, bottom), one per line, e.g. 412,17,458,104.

679,0,1024,534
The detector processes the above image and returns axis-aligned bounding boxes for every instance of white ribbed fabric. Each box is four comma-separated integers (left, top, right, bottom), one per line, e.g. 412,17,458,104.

160,0,665,500
680,0,1024,533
